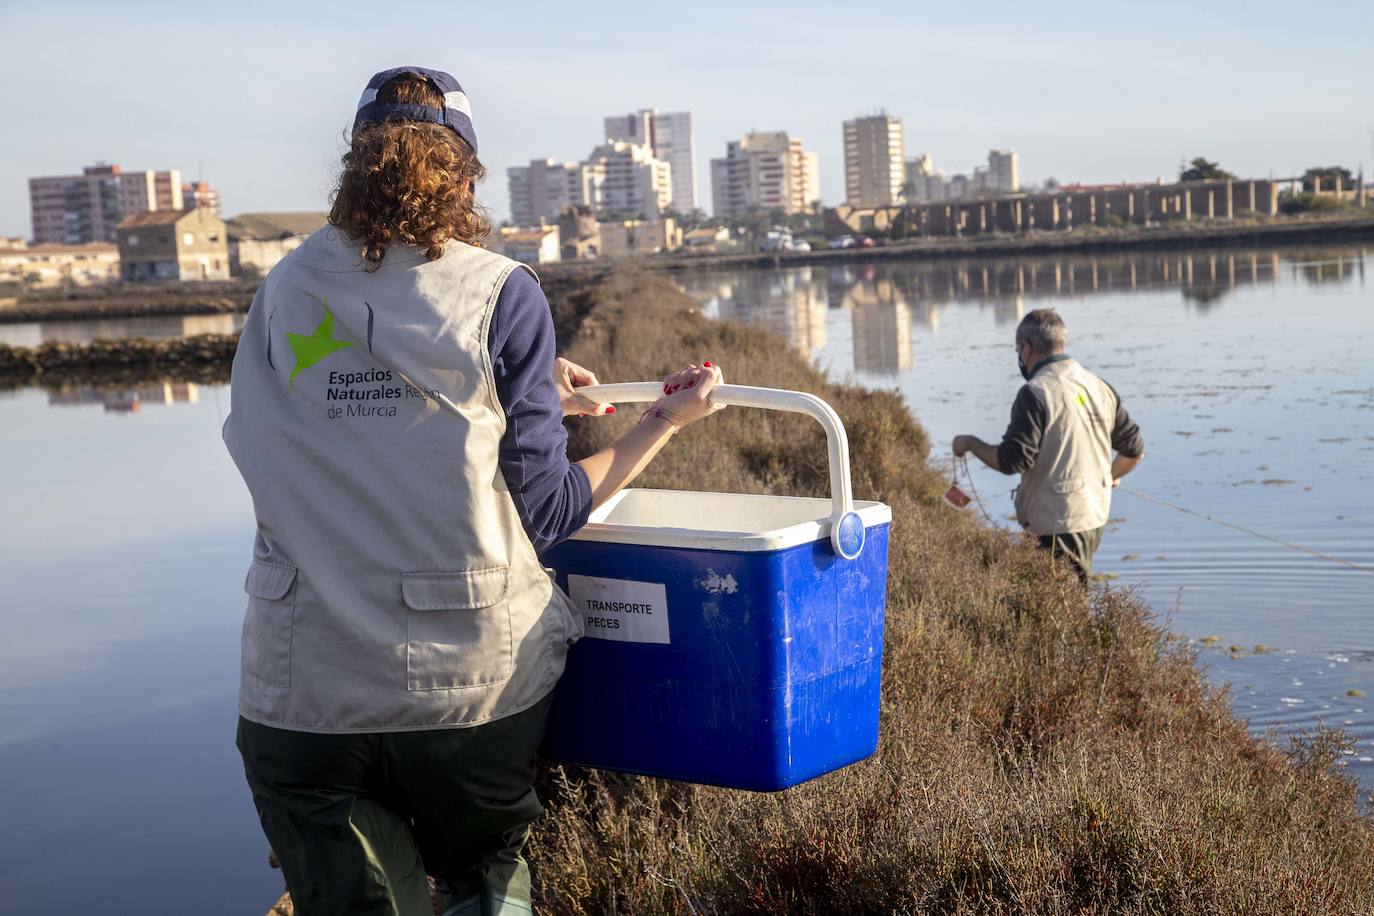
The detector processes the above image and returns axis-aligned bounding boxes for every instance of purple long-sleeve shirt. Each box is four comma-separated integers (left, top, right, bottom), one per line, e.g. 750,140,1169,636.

488,268,593,554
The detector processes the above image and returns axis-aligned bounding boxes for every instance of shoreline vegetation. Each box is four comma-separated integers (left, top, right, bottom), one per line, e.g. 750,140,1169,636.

527,266,1374,914
5,260,1373,910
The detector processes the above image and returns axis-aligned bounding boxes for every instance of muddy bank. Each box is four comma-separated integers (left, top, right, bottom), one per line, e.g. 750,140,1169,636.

0,262,605,327
0,334,239,387
0,265,610,388
0,281,257,324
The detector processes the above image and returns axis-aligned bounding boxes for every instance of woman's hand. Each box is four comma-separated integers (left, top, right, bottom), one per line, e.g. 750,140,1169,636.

644,362,725,430
553,357,614,417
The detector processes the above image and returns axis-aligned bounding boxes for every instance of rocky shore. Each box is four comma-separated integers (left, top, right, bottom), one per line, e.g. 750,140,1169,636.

0,334,238,388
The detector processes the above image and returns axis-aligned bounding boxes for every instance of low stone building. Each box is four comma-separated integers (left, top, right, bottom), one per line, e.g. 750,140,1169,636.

496,226,561,264
116,207,230,281
830,178,1286,239
682,226,732,253
558,205,601,260
225,211,329,278
0,242,120,288
598,217,682,258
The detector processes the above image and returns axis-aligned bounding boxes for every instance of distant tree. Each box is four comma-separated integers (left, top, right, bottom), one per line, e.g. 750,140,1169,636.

1180,158,1236,182
662,207,710,231
1301,166,1354,193
1043,176,1060,191
1279,193,1350,215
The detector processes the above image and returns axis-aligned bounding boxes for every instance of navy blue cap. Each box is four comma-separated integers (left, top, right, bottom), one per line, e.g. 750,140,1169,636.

353,66,477,154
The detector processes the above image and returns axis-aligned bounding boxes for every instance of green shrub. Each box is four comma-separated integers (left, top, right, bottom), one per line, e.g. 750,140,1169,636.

1279,193,1351,215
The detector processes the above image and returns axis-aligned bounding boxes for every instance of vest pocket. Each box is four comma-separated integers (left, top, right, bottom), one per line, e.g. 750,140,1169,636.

1052,477,1085,494
403,567,513,690
242,560,298,688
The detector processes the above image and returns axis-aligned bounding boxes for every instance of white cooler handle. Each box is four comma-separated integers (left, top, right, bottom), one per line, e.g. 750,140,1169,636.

575,382,867,559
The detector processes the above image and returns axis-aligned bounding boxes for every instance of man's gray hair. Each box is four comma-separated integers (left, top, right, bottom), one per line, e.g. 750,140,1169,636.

1016,308,1067,353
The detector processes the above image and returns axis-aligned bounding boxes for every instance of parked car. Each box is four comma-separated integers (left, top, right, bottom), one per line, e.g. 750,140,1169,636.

790,240,812,252
830,235,856,249
855,235,875,248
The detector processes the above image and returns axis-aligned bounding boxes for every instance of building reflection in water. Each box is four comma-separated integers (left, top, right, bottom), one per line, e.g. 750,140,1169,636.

674,245,1368,373
841,271,913,374
47,381,200,414
678,266,828,357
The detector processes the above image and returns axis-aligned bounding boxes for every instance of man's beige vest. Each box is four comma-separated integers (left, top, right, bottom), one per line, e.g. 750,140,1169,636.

223,228,582,733
1013,358,1118,537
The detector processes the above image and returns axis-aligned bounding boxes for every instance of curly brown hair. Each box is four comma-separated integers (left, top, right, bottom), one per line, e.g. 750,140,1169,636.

328,73,490,269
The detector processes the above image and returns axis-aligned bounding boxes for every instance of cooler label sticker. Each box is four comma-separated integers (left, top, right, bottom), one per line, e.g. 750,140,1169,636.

567,575,670,644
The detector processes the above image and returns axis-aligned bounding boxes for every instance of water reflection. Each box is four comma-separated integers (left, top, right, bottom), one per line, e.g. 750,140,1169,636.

0,312,244,347
48,381,201,413
676,245,1371,375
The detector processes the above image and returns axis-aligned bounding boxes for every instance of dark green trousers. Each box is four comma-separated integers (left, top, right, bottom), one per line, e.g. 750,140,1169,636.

1037,526,1104,583
237,694,552,916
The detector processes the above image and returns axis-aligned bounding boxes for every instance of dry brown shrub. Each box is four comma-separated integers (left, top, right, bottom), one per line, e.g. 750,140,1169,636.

527,264,1374,915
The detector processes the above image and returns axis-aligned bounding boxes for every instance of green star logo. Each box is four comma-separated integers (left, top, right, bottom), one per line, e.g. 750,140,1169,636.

287,299,354,382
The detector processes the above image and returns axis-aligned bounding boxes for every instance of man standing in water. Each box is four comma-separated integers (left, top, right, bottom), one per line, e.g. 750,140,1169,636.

953,308,1144,581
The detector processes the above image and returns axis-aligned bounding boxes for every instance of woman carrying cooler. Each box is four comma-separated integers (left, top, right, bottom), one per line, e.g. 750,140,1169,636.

223,66,721,916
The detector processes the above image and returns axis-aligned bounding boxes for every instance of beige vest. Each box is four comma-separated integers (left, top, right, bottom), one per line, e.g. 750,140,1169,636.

1013,358,1117,536
223,228,582,732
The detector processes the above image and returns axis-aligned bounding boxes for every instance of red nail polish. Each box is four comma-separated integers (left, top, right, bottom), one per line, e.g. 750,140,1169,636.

703,361,712,368
605,406,616,414
686,380,695,388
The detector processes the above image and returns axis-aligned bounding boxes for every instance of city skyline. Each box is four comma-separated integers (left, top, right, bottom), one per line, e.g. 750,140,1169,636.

2,1,1370,238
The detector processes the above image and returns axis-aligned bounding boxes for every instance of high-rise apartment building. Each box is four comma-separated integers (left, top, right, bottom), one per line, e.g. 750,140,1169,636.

584,142,672,220
29,163,184,245
605,109,697,213
843,114,905,207
507,159,604,226
119,169,184,215
709,132,819,217
988,149,1020,194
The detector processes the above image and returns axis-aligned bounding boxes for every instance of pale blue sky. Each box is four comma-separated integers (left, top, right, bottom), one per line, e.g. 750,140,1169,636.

2,1,1370,236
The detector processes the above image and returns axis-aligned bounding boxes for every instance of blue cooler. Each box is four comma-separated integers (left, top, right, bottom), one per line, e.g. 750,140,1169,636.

542,383,890,791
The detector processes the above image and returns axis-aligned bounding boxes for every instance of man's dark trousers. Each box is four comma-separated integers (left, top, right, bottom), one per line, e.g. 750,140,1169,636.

1037,526,1104,583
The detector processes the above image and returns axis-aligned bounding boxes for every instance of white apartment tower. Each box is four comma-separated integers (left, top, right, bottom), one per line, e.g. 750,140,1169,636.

709,132,820,217
988,149,1020,194
585,141,672,220
843,114,905,207
604,108,698,213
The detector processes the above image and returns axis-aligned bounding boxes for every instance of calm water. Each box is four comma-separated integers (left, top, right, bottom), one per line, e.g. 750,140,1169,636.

676,243,1374,782
0,312,245,347
0,244,1370,913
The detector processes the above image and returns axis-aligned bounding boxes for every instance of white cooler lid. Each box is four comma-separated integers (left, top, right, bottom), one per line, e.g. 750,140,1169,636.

569,488,892,553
